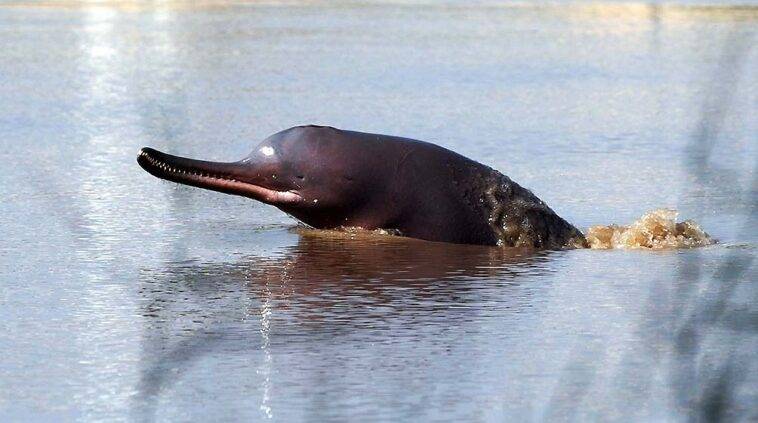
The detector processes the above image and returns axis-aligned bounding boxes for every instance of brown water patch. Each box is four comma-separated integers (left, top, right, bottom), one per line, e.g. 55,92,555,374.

295,226,405,241
586,209,713,250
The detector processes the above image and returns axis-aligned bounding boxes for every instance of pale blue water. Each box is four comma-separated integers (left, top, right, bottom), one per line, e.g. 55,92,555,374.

0,1,756,421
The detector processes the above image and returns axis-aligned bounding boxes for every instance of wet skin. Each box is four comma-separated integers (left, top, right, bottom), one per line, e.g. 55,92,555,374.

137,125,585,248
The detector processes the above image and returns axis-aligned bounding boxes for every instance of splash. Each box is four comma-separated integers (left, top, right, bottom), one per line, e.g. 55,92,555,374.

586,209,713,250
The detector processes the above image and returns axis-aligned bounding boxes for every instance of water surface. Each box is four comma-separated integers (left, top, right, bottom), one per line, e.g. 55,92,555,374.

0,1,756,421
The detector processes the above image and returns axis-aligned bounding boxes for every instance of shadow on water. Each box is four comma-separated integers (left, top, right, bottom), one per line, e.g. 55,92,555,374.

670,25,756,422
546,12,756,422
132,231,556,421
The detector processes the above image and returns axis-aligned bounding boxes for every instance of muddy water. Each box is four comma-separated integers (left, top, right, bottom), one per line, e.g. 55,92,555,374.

586,209,713,249
0,1,756,421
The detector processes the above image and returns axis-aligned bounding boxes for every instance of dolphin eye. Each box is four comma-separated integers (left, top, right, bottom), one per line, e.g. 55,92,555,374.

296,175,305,180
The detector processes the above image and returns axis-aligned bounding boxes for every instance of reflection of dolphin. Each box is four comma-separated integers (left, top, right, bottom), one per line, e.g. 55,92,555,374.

138,125,586,248
133,232,554,420
270,228,547,283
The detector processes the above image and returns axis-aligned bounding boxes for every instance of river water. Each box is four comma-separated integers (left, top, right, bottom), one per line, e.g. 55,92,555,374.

0,1,756,421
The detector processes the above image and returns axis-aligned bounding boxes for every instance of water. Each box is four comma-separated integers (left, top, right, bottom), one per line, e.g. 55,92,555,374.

586,208,712,249
0,1,756,421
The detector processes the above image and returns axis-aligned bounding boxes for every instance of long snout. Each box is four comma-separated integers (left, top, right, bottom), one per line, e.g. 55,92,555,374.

138,147,244,180
137,147,302,204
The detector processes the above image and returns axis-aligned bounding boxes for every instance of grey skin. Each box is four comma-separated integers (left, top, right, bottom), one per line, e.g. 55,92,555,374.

137,125,586,248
